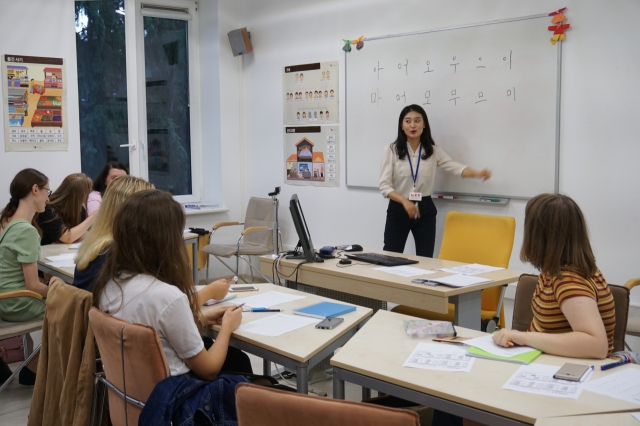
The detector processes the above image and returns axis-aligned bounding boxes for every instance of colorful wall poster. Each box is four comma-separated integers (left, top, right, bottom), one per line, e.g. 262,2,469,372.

283,61,338,125
284,126,339,187
2,54,68,152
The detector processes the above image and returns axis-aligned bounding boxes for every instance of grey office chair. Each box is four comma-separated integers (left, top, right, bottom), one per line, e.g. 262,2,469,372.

202,197,275,283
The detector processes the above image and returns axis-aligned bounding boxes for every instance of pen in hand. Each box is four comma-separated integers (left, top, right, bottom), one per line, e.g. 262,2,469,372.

233,303,245,311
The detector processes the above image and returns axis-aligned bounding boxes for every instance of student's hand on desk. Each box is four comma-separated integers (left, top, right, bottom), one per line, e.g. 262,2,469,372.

202,305,233,326
402,199,420,219
492,329,526,347
205,278,232,300
221,305,243,331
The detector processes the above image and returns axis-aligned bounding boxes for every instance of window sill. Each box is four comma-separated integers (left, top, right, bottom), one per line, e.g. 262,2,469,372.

184,207,229,216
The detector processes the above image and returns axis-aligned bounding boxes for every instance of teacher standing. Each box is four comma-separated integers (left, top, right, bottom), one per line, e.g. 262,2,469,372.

379,104,491,257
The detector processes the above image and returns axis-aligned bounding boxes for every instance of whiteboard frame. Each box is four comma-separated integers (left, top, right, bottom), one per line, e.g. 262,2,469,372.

345,13,562,199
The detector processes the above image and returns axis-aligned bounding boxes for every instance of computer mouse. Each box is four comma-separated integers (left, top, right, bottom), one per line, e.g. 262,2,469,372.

344,244,363,252
339,259,352,265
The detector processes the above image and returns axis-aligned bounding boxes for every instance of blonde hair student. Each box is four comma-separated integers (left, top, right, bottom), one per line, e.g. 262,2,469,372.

493,193,615,359
36,173,97,245
73,175,154,292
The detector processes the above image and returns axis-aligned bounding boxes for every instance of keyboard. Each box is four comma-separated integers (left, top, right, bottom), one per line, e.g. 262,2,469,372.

345,253,419,267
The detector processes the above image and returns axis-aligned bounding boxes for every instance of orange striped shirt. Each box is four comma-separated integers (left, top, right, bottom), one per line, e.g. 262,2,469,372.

528,269,616,357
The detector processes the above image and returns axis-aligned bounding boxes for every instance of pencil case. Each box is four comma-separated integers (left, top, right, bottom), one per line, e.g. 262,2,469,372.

403,320,456,339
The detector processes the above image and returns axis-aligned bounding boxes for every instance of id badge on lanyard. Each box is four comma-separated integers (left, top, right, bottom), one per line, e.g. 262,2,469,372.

408,146,422,201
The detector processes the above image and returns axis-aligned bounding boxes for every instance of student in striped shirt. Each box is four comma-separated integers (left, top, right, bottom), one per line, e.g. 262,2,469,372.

493,193,615,359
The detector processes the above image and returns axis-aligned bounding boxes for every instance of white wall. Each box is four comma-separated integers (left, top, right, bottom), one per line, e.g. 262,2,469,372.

230,0,640,311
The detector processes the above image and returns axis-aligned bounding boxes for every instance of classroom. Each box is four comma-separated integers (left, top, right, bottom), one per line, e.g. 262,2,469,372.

1,0,640,425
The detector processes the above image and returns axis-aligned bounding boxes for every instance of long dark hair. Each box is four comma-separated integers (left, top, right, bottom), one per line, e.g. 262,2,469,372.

391,104,435,160
92,161,129,196
92,189,202,330
0,168,48,228
520,193,597,278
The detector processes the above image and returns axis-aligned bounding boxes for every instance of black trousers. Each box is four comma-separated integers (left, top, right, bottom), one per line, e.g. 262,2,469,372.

202,336,253,374
383,198,437,258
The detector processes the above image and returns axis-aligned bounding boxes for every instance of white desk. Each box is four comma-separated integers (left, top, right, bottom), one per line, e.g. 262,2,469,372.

535,413,640,426
203,283,372,394
260,249,523,330
331,310,640,425
37,232,200,284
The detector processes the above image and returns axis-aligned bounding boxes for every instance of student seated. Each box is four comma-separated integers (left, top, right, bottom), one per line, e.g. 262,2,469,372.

0,169,52,385
36,173,97,245
93,189,247,380
493,193,615,359
87,161,129,215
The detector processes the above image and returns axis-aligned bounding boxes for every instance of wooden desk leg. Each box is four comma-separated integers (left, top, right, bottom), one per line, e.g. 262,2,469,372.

296,365,309,394
333,375,346,400
263,359,271,377
192,241,199,284
452,291,482,330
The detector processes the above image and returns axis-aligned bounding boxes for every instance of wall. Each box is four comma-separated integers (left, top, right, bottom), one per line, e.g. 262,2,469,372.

232,0,640,316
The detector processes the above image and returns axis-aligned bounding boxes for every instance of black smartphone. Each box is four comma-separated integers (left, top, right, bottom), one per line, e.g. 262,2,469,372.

315,317,344,330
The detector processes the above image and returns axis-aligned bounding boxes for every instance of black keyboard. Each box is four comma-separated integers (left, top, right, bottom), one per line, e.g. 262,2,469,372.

345,253,419,267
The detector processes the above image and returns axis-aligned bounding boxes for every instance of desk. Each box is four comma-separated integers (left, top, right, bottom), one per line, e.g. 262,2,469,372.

260,249,523,330
534,413,640,426
331,310,640,426
38,232,200,284
203,283,372,394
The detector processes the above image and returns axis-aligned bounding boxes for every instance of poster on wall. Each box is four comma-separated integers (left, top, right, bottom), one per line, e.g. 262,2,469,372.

283,61,338,125
284,126,339,187
2,54,68,152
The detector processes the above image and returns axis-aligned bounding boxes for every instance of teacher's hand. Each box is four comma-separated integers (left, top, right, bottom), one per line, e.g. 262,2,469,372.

477,168,492,181
402,199,420,219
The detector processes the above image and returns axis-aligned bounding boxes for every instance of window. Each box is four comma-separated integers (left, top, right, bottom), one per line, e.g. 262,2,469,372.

76,0,201,200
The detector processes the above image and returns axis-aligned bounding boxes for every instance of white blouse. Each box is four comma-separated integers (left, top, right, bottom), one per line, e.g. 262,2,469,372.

379,144,466,199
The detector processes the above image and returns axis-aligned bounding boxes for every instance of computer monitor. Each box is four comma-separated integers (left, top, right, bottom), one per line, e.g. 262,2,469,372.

288,194,316,262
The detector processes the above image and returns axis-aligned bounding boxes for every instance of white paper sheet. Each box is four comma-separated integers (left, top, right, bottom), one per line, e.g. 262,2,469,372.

45,253,76,261
205,293,237,306
46,259,76,268
236,313,319,337
69,243,82,249
403,342,475,372
439,263,505,275
631,412,640,421
502,364,586,399
236,291,305,308
429,274,492,288
372,266,435,277
583,368,640,406
464,335,539,358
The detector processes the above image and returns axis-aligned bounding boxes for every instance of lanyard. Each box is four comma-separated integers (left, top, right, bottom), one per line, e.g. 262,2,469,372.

407,145,422,189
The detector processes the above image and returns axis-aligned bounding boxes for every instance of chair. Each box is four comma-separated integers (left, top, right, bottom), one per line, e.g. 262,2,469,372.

513,274,630,353
235,382,420,426
88,308,169,426
202,197,275,283
392,211,516,330
0,290,45,393
624,278,640,350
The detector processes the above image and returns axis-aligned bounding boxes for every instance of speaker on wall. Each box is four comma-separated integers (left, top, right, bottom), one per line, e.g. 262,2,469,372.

228,28,253,57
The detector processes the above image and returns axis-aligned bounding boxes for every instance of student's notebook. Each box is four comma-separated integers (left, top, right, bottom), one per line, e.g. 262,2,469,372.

293,301,356,319
205,293,237,306
466,346,542,365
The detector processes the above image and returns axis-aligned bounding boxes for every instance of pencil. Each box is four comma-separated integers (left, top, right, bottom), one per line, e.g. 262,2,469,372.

507,341,514,347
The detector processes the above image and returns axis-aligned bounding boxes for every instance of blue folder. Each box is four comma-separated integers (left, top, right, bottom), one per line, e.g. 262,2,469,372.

293,301,356,319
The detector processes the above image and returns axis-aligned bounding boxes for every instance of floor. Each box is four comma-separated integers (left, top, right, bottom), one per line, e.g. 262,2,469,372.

2,298,639,426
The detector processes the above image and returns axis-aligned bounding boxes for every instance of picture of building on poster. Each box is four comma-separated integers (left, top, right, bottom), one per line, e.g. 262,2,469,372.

284,126,339,187
283,61,338,126
2,54,68,152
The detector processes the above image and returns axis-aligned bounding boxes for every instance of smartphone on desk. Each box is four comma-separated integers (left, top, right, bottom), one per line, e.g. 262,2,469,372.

229,285,259,292
315,317,344,330
553,363,590,381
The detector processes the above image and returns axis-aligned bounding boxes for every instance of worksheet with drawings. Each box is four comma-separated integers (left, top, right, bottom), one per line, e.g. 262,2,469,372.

345,15,560,198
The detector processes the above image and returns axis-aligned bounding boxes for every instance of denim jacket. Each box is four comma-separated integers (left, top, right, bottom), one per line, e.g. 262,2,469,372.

139,374,250,426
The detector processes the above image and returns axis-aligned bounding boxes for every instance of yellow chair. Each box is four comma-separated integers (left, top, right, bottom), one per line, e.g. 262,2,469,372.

392,211,516,329
624,278,640,350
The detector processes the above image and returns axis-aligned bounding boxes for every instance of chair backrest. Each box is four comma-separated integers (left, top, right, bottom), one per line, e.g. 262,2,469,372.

235,383,420,426
88,308,170,426
243,197,274,248
512,274,630,353
438,211,516,311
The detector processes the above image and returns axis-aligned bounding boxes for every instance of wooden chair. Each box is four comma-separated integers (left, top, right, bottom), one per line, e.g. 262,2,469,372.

0,290,44,393
513,274,630,353
393,211,516,330
88,308,169,426
623,278,640,350
235,382,420,426
202,197,275,283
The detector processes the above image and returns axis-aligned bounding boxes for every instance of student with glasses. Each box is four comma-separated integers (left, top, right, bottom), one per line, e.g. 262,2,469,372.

0,169,51,385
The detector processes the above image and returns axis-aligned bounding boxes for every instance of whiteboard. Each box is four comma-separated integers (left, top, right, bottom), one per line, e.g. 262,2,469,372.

345,15,560,198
